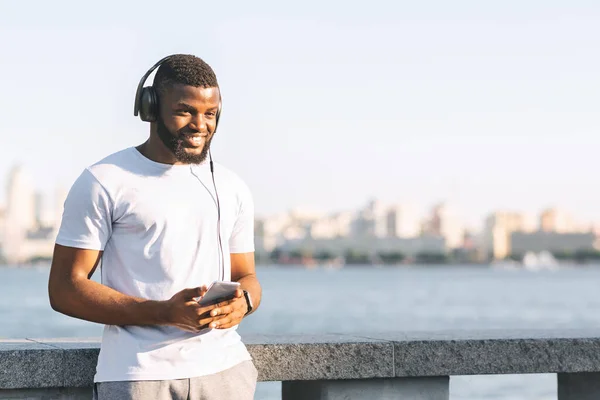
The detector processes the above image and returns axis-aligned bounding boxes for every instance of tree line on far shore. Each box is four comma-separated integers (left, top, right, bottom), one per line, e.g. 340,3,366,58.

260,248,600,266
3,248,600,266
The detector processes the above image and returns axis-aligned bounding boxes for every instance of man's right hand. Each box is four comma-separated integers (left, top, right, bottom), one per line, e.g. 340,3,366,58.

162,286,231,333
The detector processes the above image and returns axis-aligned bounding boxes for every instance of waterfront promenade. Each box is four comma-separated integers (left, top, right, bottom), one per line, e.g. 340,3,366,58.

2,330,600,399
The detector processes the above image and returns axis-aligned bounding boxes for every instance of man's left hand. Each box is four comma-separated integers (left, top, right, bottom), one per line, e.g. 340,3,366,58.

208,289,248,329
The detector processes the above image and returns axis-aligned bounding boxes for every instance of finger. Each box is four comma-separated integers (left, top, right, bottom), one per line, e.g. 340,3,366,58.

210,297,247,317
210,314,232,329
197,316,215,329
180,287,204,300
209,297,245,317
234,288,244,298
196,299,228,315
210,304,235,317
214,313,243,329
187,299,203,308
212,308,245,329
198,313,227,328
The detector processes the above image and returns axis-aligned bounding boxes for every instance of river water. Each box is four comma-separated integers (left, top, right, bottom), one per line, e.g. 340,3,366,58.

2,264,599,399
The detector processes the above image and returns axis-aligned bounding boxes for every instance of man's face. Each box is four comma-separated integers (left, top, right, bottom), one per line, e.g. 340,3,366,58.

155,83,220,164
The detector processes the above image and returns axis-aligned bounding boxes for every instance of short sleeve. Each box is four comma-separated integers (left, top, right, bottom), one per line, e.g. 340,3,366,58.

228,181,255,254
55,169,113,251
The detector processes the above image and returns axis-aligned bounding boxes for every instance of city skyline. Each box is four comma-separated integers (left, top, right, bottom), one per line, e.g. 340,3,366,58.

0,162,596,264
0,163,598,234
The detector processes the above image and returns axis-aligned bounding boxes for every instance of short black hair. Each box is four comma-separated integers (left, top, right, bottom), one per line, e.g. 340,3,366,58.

153,54,218,94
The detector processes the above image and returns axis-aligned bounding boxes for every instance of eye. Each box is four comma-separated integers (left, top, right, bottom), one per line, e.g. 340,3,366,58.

175,110,190,116
206,112,216,118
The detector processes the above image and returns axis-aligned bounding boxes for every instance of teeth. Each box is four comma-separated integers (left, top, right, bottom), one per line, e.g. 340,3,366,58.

192,137,202,143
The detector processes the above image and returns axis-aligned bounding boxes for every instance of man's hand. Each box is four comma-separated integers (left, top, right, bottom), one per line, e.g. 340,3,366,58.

163,286,233,333
207,289,248,329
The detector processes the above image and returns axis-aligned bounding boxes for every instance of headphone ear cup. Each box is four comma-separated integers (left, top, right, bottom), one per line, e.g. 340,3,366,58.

139,87,158,122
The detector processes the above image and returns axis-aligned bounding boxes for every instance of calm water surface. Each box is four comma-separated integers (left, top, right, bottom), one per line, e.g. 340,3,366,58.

3,264,600,399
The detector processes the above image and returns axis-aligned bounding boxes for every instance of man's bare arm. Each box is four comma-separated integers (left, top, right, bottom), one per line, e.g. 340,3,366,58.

231,252,262,315
48,244,220,331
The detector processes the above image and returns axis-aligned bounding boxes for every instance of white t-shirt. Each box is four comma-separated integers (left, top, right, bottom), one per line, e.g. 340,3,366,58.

56,147,255,382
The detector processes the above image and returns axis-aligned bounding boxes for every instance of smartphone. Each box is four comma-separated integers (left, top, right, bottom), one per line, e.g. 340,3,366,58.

196,281,241,306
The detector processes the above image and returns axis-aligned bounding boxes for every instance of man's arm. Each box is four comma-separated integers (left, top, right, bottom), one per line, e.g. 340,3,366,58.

231,252,261,315
48,244,167,326
48,244,223,332
208,252,261,329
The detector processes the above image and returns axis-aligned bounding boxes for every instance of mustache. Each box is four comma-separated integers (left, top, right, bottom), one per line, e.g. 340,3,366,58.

176,126,211,135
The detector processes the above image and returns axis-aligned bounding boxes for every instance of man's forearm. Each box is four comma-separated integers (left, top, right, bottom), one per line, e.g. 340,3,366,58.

235,274,261,315
49,277,168,326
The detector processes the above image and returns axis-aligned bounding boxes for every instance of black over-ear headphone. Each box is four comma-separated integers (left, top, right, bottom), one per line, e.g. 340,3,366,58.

133,55,222,130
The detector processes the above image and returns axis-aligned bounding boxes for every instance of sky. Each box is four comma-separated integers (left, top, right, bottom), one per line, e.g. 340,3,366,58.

0,0,598,228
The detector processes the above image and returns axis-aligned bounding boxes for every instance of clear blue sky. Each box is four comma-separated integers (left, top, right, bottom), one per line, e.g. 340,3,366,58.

0,0,598,228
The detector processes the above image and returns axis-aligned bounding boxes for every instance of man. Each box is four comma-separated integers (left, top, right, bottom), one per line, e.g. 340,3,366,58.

48,54,261,399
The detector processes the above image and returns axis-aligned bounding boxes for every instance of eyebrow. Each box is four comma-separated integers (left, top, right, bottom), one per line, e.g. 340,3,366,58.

174,103,219,112
175,102,196,111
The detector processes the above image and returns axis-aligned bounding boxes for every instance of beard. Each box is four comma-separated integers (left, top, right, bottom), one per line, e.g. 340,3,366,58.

156,116,212,164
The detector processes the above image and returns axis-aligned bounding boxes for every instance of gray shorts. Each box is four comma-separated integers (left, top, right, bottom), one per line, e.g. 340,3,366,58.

93,360,258,400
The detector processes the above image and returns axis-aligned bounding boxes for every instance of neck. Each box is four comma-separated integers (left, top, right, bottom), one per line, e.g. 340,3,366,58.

136,133,179,165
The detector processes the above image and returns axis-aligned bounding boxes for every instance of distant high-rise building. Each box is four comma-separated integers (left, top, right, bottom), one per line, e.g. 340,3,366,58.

3,165,37,263
366,199,388,238
427,203,465,249
34,191,46,227
350,199,388,238
482,211,537,260
5,165,37,233
539,207,585,233
386,203,421,238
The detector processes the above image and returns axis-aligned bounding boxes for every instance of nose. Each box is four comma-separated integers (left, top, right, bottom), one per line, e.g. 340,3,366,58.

189,114,209,134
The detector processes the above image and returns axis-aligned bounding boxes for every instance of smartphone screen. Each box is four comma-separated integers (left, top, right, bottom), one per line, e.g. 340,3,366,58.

197,281,240,306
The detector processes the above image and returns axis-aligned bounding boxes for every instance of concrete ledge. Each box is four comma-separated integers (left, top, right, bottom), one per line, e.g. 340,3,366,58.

357,329,600,377
2,330,600,389
245,334,393,382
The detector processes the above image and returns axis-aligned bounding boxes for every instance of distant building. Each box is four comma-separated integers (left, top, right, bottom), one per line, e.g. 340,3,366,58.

1,166,63,264
481,211,537,260
350,199,388,238
510,231,596,255
22,227,56,261
387,203,421,238
3,166,37,263
5,165,37,232
309,211,353,239
426,203,465,249
279,235,446,258
539,207,587,233
254,213,291,253
350,200,422,240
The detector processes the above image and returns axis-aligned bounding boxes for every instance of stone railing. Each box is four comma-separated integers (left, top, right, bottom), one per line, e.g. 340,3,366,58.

2,330,600,399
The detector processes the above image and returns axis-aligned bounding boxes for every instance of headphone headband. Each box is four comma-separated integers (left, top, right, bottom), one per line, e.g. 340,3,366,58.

133,55,173,118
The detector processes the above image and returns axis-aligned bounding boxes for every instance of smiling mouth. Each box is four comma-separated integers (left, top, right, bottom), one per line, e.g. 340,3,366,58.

179,134,206,148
